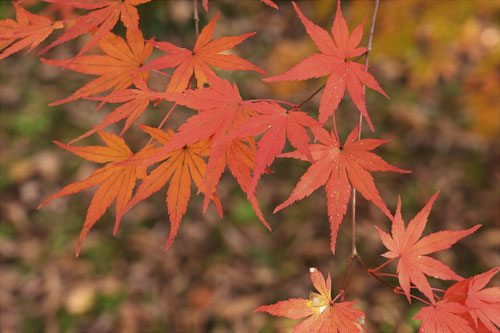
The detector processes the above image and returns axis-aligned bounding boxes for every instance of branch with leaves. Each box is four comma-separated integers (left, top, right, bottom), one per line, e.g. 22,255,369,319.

1,0,498,331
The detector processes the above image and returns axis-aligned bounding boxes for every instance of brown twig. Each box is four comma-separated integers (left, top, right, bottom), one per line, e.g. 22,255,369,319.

341,0,382,297
350,0,380,257
341,254,357,298
194,0,200,38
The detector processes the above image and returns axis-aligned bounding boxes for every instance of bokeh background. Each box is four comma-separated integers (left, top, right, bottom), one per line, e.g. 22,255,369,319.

1,0,499,332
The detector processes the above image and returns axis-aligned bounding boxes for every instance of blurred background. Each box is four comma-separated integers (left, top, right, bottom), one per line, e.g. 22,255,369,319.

0,0,499,332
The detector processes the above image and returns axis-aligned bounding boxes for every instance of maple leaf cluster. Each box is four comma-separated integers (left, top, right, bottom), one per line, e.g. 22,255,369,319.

2,1,498,332
3,0,396,259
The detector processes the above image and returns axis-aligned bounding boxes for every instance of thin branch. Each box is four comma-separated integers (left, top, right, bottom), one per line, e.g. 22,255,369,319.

194,0,200,38
350,0,380,256
341,254,357,297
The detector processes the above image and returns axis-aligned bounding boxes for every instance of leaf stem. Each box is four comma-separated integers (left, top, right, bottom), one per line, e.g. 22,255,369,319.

297,84,325,109
356,255,394,290
153,69,172,79
369,257,395,273
374,272,398,278
244,99,297,107
146,103,177,145
393,288,433,306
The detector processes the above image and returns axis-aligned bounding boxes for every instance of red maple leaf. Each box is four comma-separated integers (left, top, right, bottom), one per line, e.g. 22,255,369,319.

140,75,270,230
116,124,222,250
37,131,147,256
413,299,475,333
143,75,248,165
0,2,63,60
376,192,481,304
263,1,388,130
255,267,366,332
260,0,279,9
140,13,265,92
215,101,320,196
72,84,156,144
41,28,152,105
443,267,500,332
275,126,409,254
38,0,151,62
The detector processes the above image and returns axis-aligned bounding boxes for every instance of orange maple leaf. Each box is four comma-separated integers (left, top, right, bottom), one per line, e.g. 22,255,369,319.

41,28,152,105
442,267,500,332
140,75,270,230
264,1,388,130
116,124,222,250
275,126,410,254
413,299,475,333
37,132,147,256
71,85,155,144
376,192,481,304
215,101,320,198
141,13,265,92
0,3,63,60
38,0,151,62
255,267,366,332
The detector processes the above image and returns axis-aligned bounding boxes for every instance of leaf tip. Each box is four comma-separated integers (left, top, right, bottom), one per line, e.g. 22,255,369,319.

254,305,266,313
165,239,174,251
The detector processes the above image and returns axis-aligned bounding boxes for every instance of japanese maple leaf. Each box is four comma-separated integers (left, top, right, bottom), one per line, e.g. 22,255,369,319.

72,85,155,144
197,104,268,230
376,192,481,304
275,126,409,254
143,75,247,165
116,124,222,250
0,2,63,60
140,13,265,92
37,131,147,256
443,267,500,332
216,101,320,196
38,0,151,62
255,267,366,332
141,75,270,230
260,0,279,9
263,1,388,130
413,299,475,333
41,28,152,105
